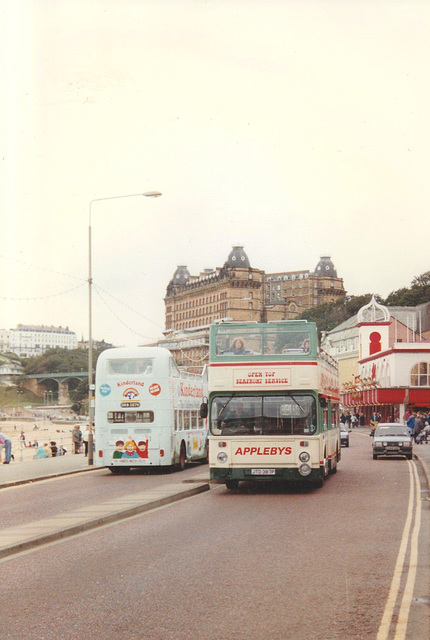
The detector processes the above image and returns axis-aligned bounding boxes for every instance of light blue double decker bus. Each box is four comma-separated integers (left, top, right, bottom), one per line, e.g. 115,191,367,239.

95,347,207,473
201,321,340,489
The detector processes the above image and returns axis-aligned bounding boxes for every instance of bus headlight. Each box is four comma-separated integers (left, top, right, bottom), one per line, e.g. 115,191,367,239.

299,463,312,477
217,452,228,464
299,451,310,463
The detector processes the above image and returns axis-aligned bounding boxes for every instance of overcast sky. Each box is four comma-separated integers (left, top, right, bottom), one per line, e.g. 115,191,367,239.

2,0,430,347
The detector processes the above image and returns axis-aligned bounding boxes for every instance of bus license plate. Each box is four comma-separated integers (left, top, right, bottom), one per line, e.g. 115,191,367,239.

251,469,276,476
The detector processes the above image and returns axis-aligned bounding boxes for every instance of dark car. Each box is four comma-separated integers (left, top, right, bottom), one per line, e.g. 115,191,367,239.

340,425,350,447
372,423,413,460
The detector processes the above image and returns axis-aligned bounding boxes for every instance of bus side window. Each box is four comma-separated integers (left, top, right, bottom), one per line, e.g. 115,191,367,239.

331,403,339,428
184,411,190,430
192,411,198,430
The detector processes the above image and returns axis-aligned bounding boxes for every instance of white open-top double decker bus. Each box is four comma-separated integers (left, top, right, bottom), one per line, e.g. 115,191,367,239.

201,321,340,489
95,347,207,473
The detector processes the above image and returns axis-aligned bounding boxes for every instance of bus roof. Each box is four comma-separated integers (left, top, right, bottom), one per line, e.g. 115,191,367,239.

97,346,172,363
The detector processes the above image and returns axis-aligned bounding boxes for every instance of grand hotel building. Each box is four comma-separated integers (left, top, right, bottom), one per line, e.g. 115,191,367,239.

160,246,345,370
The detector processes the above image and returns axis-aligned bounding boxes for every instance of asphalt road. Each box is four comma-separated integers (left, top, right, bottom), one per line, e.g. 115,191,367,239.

0,462,209,530
1,431,428,640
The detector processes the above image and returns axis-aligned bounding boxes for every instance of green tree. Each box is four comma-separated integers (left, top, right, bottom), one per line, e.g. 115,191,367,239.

384,270,430,306
298,294,374,338
23,347,107,375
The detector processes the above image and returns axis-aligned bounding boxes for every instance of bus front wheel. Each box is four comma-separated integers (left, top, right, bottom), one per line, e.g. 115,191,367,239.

226,479,239,490
323,454,329,478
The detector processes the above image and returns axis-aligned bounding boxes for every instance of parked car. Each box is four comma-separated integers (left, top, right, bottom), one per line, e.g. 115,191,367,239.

340,425,350,447
372,423,413,460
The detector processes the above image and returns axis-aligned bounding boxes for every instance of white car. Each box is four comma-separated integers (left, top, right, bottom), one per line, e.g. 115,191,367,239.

340,425,350,447
372,423,413,460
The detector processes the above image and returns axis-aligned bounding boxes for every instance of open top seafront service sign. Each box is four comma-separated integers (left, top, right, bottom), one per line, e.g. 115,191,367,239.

233,367,292,388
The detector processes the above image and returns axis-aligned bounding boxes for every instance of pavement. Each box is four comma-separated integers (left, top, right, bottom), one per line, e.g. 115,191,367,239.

0,430,429,560
412,442,430,493
0,451,97,488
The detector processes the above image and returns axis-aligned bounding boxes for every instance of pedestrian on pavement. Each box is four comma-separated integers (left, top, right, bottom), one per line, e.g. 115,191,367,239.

407,413,416,436
413,413,423,443
82,425,90,456
403,409,412,423
0,431,13,464
72,425,82,454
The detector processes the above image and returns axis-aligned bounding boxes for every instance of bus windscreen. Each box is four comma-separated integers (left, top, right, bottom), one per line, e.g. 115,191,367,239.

210,395,316,436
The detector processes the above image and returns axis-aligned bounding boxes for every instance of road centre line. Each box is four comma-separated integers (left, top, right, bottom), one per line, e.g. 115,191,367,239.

376,461,421,640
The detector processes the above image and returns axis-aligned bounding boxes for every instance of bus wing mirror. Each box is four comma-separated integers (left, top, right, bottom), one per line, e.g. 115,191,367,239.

319,397,328,408
200,402,208,419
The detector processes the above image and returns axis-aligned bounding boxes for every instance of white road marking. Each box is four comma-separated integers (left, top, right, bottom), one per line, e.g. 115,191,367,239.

376,460,422,640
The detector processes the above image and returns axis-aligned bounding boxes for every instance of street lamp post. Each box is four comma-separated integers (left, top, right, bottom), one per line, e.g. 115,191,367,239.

87,191,162,464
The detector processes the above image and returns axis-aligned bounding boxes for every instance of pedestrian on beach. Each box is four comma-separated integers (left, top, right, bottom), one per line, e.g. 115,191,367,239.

72,425,82,454
20,429,26,446
0,431,13,464
35,444,47,458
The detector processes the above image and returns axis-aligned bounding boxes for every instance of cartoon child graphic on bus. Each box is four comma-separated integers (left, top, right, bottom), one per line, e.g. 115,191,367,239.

122,439,139,459
112,437,149,460
136,439,149,458
113,440,124,459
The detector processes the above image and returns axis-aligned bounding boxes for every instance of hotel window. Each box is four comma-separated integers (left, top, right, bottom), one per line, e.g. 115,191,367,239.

410,362,430,386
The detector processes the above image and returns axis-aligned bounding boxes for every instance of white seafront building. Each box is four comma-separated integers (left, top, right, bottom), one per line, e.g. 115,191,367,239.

0,324,78,358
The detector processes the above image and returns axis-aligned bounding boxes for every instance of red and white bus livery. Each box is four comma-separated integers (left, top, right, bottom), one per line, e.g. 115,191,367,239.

201,322,340,490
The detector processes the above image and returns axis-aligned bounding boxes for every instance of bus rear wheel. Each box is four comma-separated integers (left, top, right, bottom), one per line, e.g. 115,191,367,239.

329,453,338,474
178,443,186,471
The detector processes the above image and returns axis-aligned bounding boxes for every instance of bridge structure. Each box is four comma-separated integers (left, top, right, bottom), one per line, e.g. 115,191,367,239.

23,371,89,405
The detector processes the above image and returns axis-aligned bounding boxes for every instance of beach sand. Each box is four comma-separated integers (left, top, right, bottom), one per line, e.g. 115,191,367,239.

0,417,87,462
